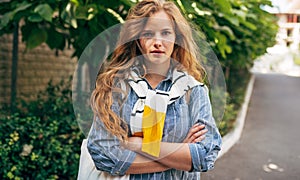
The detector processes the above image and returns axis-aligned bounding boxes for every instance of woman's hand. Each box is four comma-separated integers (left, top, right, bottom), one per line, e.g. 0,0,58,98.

183,124,208,143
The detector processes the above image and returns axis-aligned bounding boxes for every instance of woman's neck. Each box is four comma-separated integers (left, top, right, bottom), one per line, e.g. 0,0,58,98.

146,67,169,89
144,61,170,77
145,73,166,89
144,60,170,89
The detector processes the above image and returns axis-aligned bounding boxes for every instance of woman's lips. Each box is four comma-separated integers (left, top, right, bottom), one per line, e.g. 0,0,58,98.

150,50,165,55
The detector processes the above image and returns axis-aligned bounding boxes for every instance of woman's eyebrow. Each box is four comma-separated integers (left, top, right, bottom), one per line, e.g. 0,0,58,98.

141,29,153,32
161,28,173,31
142,28,173,32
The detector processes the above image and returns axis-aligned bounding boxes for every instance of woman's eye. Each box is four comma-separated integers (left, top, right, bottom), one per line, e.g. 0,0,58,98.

162,31,171,36
141,32,153,38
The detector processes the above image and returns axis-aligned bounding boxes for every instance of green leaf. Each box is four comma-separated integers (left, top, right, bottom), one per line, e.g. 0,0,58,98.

107,8,124,23
70,0,79,6
0,11,14,29
224,14,239,26
213,0,232,14
180,0,195,13
70,18,78,28
215,32,232,58
176,0,187,13
46,28,65,50
232,9,247,20
214,25,235,40
21,24,32,42
240,19,257,30
0,2,32,29
34,4,53,22
75,5,97,20
60,2,78,28
28,14,43,22
26,28,48,49
13,2,32,14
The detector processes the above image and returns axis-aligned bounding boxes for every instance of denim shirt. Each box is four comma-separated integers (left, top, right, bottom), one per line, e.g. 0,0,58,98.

87,72,222,180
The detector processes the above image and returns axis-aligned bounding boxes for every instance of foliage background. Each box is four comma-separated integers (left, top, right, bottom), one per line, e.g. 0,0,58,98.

0,0,278,179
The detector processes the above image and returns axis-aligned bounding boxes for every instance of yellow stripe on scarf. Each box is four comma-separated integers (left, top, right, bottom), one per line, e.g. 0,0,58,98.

142,105,166,157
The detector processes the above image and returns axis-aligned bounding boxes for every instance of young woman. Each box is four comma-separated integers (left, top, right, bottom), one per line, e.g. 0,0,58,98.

87,0,222,179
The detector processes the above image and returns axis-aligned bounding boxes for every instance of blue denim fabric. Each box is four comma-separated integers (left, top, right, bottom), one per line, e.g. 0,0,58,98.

87,73,222,180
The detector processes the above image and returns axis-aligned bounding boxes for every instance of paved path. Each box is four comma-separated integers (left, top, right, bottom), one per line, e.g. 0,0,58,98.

201,73,300,180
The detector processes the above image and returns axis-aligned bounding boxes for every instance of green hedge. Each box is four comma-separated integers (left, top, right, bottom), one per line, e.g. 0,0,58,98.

0,80,84,180
217,68,251,136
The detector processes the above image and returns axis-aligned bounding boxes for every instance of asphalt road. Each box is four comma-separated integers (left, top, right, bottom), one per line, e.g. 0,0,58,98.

201,73,300,180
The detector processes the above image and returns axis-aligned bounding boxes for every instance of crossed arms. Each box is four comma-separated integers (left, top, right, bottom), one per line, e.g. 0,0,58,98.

87,86,222,175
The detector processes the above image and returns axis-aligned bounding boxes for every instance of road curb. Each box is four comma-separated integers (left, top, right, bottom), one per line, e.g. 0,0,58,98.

217,74,255,158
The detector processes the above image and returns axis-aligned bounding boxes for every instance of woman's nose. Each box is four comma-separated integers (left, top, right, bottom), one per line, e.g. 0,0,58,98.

153,36,163,47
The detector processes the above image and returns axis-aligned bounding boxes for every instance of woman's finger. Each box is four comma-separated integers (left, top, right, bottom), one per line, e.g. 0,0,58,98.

193,135,206,143
183,124,206,143
190,129,208,141
186,124,205,139
190,126,207,138
189,125,205,138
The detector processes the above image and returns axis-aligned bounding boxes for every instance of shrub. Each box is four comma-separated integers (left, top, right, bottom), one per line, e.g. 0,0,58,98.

217,96,238,137
0,79,84,180
217,68,251,136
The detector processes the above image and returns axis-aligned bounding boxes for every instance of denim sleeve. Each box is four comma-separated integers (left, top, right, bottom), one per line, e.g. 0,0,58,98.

188,85,222,172
87,102,136,176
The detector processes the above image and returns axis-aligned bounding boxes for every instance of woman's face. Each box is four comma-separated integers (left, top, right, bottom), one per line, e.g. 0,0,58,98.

139,10,176,68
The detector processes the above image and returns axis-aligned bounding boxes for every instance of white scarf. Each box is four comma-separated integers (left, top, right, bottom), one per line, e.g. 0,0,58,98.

126,67,202,157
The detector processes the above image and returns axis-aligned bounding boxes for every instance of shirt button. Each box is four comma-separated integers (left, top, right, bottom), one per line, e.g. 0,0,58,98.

115,171,120,175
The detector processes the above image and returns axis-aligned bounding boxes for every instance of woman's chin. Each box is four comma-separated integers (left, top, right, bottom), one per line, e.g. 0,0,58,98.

146,55,170,65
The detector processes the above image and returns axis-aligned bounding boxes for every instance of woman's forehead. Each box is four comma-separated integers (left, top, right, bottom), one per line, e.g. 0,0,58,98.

143,11,175,31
